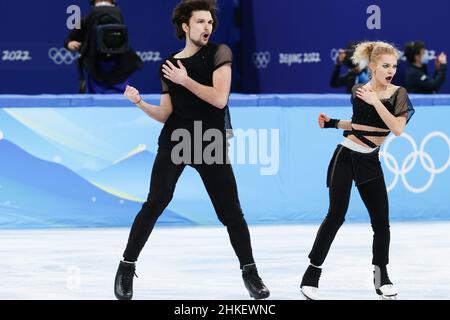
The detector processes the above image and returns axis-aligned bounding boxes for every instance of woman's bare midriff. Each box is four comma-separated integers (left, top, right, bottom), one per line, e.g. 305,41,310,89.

348,123,390,148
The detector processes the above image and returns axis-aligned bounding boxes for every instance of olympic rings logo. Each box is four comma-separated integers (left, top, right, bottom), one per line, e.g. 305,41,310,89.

330,48,339,63
252,51,271,69
380,132,450,193
48,48,80,65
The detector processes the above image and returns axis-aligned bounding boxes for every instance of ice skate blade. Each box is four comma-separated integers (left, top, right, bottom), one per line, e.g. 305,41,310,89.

379,294,398,300
249,294,269,300
301,292,313,300
248,291,270,300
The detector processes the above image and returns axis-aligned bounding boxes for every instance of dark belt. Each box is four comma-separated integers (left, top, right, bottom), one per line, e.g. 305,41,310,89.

343,129,390,148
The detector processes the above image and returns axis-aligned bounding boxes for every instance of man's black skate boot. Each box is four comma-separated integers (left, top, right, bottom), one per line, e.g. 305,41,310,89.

114,260,137,300
242,264,270,299
374,265,397,299
300,264,322,300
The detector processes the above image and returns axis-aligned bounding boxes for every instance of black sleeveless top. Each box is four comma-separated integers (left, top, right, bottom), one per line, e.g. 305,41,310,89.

158,43,233,149
344,83,415,147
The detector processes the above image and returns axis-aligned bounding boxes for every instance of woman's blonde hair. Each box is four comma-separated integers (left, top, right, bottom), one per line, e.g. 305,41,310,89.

352,41,399,65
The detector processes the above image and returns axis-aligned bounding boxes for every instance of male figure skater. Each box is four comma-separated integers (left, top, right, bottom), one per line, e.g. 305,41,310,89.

114,0,269,300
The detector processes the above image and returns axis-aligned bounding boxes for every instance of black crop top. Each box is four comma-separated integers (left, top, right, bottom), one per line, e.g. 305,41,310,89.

158,43,233,149
350,83,415,129
344,83,415,148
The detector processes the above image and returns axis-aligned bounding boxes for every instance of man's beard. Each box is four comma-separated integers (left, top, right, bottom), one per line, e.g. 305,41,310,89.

189,31,207,47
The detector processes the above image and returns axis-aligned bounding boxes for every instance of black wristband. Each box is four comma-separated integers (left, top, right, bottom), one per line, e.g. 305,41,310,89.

324,118,340,129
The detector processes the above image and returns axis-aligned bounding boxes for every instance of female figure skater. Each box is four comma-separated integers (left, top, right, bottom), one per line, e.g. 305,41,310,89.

300,41,414,300
113,0,269,300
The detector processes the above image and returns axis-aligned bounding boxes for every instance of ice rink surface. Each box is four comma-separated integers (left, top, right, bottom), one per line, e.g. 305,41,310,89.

1,222,449,300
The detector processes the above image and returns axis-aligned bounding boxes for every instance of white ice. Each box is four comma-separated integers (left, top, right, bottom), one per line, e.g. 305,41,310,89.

1,222,449,300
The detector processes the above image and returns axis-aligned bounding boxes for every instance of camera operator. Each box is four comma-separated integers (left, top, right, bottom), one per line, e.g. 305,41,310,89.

404,40,447,93
65,0,143,93
330,42,369,93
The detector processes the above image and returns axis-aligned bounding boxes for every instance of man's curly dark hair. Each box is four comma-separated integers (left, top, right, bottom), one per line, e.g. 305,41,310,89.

171,0,219,40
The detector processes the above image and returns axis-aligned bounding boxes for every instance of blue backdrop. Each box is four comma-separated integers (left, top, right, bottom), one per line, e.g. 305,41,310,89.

1,0,449,94
1,94,449,229
239,0,450,93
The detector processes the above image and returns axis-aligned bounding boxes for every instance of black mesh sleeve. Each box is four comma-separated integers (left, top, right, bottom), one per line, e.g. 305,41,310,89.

350,84,361,104
394,87,415,124
161,79,169,94
214,44,233,70
159,63,169,94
